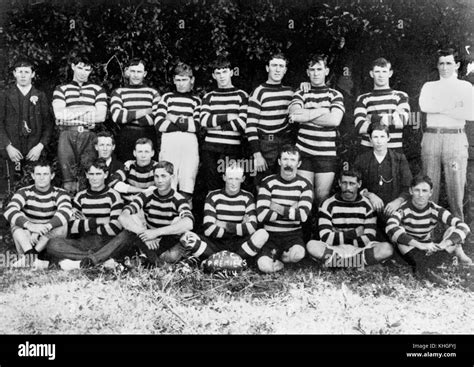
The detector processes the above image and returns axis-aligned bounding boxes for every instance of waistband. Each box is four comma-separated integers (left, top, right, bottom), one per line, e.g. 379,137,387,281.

424,127,465,134
58,125,98,133
258,130,291,141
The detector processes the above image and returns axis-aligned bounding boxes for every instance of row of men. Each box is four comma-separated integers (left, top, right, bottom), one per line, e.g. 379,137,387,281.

1,48,472,221
3,142,472,285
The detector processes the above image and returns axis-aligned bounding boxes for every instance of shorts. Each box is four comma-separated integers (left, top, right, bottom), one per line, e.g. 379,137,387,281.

299,154,338,173
199,234,252,258
258,229,304,259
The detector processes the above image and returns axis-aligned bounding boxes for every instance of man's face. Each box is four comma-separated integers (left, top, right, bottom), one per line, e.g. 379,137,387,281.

133,143,154,167
127,63,147,85
154,168,173,192
31,166,54,191
307,61,329,87
86,166,107,191
370,65,393,88
174,74,194,93
437,55,459,79
370,129,390,152
409,182,432,210
339,175,361,202
212,68,233,88
13,67,35,87
266,58,287,83
278,151,301,180
223,169,244,196
95,137,115,160
71,62,92,84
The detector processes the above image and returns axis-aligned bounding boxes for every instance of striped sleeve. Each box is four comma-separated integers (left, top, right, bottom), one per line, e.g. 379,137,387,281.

110,89,133,124
3,190,29,227
94,87,108,107
436,206,470,245
279,181,313,223
155,93,181,133
245,91,262,153
96,191,124,236
385,208,414,246
354,94,370,135
203,192,225,238
48,190,72,228
235,194,257,236
256,180,279,224
289,90,305,109
124,193,147,215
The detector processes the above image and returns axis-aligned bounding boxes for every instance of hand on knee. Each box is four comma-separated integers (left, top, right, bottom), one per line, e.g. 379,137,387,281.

257,256,284,273
282,245,305,263
252,229,269,249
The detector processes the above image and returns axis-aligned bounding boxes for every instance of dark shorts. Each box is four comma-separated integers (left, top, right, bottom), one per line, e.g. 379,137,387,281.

258,229,304,259
400,248,451,272
200,234,252,258
299,154,338,173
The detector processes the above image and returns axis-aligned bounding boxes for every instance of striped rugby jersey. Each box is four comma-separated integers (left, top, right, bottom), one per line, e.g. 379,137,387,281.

110,84,160,127
155,92,201,134
246,83,294,153
70,187,124,236
257,174,313,232
4,185,72,228
289,86,345,157
109,160,158,201
203,188,257,239
318,193,377,248
200,87,248,150
53,81,107,126
124,189,194,229
386,201,470,254
354,88,410,149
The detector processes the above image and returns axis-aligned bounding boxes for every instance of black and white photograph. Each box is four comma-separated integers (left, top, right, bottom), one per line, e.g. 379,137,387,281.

0,0,472,363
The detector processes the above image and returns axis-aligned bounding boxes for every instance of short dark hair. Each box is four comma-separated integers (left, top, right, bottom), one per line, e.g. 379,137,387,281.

372,57,391,69
13,59,35,72
368,121,390,138
278,144,300,160
31,159,53,173
410,174,433,189
128,58,146,69
267,52,288,67
437,48,459,63
135,137,154,149
86,158,108,173
307,54,328,68
173,62,193,77
70,54,92,67
340,168,362,182
211,56,232,71
156,160,174,175
95,131,116,145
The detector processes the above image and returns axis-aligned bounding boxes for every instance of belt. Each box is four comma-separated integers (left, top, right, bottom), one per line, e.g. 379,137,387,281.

424,127,465,134
259,130,290,141
59,125,97,133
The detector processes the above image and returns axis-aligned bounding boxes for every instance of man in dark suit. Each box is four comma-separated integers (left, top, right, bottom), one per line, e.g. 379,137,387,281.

0,59,53,190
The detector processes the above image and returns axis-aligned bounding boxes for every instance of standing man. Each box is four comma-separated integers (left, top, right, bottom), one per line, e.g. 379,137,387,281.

200,57,249,192
52,54,107,194
94,131,123,183
289,54,345,205
110,58,161,162
0,59,53,189
419,48,473,220
155,62,201,203
246,53,294,186
3,160,72,268
354,57,410,154
306,169,393,269
46,158,125,270
386,175,472,285
256,145,313,273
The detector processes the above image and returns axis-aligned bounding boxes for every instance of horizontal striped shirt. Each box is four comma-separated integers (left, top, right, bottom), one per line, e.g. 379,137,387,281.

4,185,72,228
125,189,194,229
203,189,257,239
52,81,107,126
289,86,345,157
155,92,201,134
200,87,249,150
318,193,377,248
110,160,158,189
354,88,410,149
246,83,294,153
257,174,313,232
386,201,470,254
110,84,161,127
70,187,124,236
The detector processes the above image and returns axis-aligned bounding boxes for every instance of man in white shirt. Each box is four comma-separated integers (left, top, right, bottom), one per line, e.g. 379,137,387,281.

419,48,474,220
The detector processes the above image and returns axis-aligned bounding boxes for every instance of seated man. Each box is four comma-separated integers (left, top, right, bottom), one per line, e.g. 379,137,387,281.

256,144,313,273
116,160,194,266
108,137,158,202
94,131,123,183
353,122,412,238
46,158,125,270
180,164,268,263
306,169,393,268
3,160,72,268
386,174,472,285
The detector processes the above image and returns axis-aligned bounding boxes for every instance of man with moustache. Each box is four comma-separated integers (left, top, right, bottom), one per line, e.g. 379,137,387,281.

110,58,161,162
256,145,313,273
306,169,393,268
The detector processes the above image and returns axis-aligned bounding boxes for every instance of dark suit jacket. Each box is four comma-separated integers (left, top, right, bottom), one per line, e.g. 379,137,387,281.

0,85,53,157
